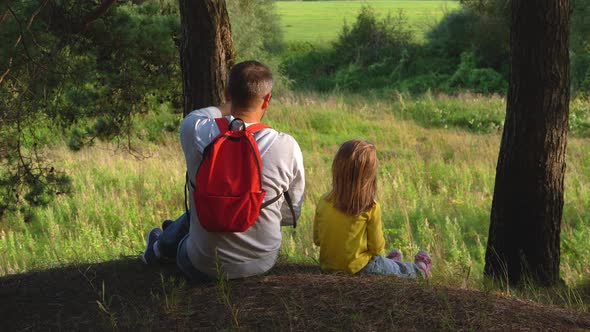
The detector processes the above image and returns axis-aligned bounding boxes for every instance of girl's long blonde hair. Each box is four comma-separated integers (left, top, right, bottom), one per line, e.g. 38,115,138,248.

330,140,378,215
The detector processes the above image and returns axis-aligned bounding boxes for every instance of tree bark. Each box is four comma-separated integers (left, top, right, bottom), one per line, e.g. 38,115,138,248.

484,0,570,286
178,0,235,117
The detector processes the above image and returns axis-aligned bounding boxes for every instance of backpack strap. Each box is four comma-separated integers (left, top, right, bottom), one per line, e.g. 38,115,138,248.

215,117,230,134
185,117,230,216
261,191,298,228
184,171,190,215
246,123,271,133
261,193,282,209
218,118,270,134
284,191,297,228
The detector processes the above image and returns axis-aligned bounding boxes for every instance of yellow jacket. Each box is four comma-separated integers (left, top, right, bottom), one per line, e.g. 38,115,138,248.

313,194,385,273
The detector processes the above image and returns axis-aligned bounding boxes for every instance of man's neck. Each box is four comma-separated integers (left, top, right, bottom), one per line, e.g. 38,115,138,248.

231,107,262,123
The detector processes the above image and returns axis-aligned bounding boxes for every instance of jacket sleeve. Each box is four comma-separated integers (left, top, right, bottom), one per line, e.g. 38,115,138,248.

366,202,385,256
179,106,222,157
179,107,223,185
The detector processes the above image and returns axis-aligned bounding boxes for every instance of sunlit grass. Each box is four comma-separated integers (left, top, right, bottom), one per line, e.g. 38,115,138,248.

1,92,590,294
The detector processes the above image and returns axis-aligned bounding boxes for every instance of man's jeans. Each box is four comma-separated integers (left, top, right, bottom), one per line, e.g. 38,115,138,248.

158,212,210,282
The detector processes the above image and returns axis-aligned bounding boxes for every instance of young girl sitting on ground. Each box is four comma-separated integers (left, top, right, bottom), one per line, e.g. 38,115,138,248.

313,139,432,278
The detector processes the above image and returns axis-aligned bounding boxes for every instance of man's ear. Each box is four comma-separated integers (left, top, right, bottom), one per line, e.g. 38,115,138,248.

261,93,272,109
224,88,231,102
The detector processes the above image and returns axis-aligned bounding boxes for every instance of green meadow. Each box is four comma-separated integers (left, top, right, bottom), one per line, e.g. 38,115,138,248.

276,0,460,43
2,93,590,293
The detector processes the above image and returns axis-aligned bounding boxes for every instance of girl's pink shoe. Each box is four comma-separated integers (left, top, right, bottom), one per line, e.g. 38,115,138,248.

415,250,432,278
386,249,403,261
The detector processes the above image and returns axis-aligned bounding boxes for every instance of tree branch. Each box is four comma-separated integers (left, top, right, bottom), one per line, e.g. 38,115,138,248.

25,0,50,50
0,58,11,85
0,0,13,25
82,0,118,32
2,2,50,86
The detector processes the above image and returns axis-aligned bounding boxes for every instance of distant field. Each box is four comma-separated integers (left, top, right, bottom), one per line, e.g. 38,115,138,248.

276,0,460,44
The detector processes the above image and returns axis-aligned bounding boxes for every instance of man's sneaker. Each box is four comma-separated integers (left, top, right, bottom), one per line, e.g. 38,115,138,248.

415,250,432,278
162,219,174,231
140,228,162,265
386,249,403,261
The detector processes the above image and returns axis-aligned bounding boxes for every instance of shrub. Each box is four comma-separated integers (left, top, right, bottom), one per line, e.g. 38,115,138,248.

397,73,451,94
426,9,479,60
280,43,337,91
333,6,414,68
227,0,284,56
570,98,590,136
466,68,507,94
426,7,509,76
446,51,507,94
281,5,417,92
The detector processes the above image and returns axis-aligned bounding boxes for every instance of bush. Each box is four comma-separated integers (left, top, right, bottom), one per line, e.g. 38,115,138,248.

572,0,590,97
426,7,509,76
333,6,414,67
397,73,450,94
227,0,284,56
570,98,590,136
281,5,417,92
280,4,510,95
280,43,337,91
446,51,507,94
426,9,479,60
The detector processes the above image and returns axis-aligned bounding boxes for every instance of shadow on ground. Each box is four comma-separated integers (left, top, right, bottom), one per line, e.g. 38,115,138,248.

2,258,590,331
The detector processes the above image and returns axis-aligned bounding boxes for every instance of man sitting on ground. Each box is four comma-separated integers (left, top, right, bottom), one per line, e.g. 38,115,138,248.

141,60,305,281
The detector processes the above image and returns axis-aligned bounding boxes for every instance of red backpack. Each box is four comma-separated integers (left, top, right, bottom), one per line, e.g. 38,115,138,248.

194,117,271,232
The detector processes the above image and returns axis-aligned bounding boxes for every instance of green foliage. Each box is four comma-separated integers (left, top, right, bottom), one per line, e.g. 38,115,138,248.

570,98,590,136
573,54,590,96
227,0,284,56
572,0,590,53
282,6,421,92
226,0,289,95
425,9,479,61
280,42,336,91
333,7,413,67
397,73,449,94
280,4,508,95
443,0,589,95
446,51,507,94
0,0,181,218
396,92,505,133
572,0,590,95
0,0,286,218
425,6,509,75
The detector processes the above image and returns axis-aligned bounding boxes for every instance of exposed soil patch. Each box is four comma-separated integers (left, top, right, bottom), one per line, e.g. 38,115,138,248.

2,259,589,331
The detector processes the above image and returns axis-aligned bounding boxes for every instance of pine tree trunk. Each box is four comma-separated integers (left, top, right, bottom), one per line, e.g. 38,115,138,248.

484,0,570,286
178,0,235,117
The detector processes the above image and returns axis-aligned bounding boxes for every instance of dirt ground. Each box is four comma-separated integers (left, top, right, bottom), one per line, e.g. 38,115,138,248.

2,258,590,331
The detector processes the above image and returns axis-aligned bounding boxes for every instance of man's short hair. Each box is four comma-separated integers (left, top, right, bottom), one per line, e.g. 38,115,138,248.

227,61,273,108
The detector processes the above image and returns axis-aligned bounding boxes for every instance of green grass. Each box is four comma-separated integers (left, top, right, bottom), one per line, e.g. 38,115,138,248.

2,92,590,295
276,0,460,44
